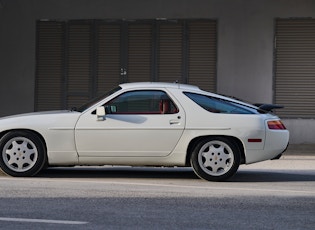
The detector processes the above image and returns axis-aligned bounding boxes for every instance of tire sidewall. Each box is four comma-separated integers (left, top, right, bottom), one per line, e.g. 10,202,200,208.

0,131,46,177
191,137,241,181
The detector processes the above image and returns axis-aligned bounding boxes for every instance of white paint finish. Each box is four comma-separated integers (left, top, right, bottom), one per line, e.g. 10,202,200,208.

0,111,80,154
75,125,185,157
75,85,186,157
0,83,289,169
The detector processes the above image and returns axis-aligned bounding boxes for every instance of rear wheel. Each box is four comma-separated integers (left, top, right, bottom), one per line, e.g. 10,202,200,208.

190,137,240,181
0,131,47,177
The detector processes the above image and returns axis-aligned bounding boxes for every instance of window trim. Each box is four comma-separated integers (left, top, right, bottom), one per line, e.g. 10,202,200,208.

104,90,179,115
183,92,258,114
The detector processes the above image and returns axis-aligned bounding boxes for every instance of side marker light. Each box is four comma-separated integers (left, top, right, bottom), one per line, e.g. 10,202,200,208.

248,139,262,143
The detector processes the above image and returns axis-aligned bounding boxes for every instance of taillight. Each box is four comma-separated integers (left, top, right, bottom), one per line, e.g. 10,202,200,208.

267,120,286,130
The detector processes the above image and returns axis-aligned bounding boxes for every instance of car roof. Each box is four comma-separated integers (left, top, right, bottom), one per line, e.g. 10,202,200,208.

117,82,259,111
119,82,200,91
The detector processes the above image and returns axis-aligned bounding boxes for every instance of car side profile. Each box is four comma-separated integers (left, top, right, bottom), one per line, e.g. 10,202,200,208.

0,82,289,181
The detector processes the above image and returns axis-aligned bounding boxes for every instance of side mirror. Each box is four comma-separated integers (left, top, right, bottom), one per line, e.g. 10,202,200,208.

96,106,106,121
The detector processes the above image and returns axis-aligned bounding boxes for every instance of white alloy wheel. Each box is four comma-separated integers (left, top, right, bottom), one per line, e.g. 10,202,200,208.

198,140,234,176
0,131,46,177
191,137,240,181
2,137,38,172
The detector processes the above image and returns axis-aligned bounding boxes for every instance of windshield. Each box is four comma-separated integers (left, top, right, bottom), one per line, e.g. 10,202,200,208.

77,86,122,112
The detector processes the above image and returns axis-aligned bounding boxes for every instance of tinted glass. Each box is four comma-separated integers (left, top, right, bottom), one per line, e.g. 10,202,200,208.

78,87,122,112
105,90,178,114
184,92,255,114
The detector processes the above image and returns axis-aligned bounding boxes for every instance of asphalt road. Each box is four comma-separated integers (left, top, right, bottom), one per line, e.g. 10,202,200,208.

0,155,314,230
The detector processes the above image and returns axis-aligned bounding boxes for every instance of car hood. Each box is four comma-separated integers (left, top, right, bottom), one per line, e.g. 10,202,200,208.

0,110,77,120
0,110,81,131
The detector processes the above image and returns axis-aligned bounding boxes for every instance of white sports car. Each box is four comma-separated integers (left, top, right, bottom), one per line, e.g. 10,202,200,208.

0,82,289,181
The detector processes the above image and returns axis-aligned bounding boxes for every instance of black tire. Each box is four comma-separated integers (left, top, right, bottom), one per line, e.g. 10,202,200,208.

190,137,240,181
0,131,47,177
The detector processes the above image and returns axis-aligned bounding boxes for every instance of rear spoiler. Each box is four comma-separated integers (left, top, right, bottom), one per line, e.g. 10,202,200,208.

254,104,284,112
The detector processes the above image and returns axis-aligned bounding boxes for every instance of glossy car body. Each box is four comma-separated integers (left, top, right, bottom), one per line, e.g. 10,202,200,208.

0,82,289,181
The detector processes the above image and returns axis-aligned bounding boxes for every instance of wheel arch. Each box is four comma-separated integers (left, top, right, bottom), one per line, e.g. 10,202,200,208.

185,135,245,166
0,129,48,157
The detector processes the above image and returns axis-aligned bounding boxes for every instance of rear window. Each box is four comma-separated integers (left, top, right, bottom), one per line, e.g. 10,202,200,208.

184,92,257,114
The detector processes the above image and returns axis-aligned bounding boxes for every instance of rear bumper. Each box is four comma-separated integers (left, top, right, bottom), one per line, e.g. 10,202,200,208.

271,142,289,160
245,130,289,164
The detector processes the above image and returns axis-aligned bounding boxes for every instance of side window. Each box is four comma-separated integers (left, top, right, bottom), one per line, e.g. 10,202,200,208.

105,90,178,114
184,92,254,114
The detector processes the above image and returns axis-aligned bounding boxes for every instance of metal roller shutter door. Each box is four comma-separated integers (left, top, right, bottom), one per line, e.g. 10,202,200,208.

35,19,218,111
67,21,93,108
158,22,183,82
97,23,121,94
35,21,64,111
275,19,315,118
128,23,152,83
188,21,217,92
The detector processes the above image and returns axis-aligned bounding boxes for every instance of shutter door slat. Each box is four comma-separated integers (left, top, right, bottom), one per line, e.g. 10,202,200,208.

275,19,315,118
67,23,92,107
128,23,152,82
97,23,121,94
36,19,218,111
36,21,64,111
188,21,217,92
158,23,183,82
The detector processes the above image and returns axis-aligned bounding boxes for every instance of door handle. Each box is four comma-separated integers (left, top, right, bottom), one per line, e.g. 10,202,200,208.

169,120,180,125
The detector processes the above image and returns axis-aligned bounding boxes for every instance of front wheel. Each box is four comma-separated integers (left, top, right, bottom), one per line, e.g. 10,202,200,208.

190,137,240,181
0,131,47,177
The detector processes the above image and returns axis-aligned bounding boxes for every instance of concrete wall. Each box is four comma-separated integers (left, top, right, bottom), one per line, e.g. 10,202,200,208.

0,0,315,144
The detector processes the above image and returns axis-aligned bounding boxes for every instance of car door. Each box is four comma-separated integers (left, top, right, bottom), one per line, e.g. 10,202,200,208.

75,89,185,157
